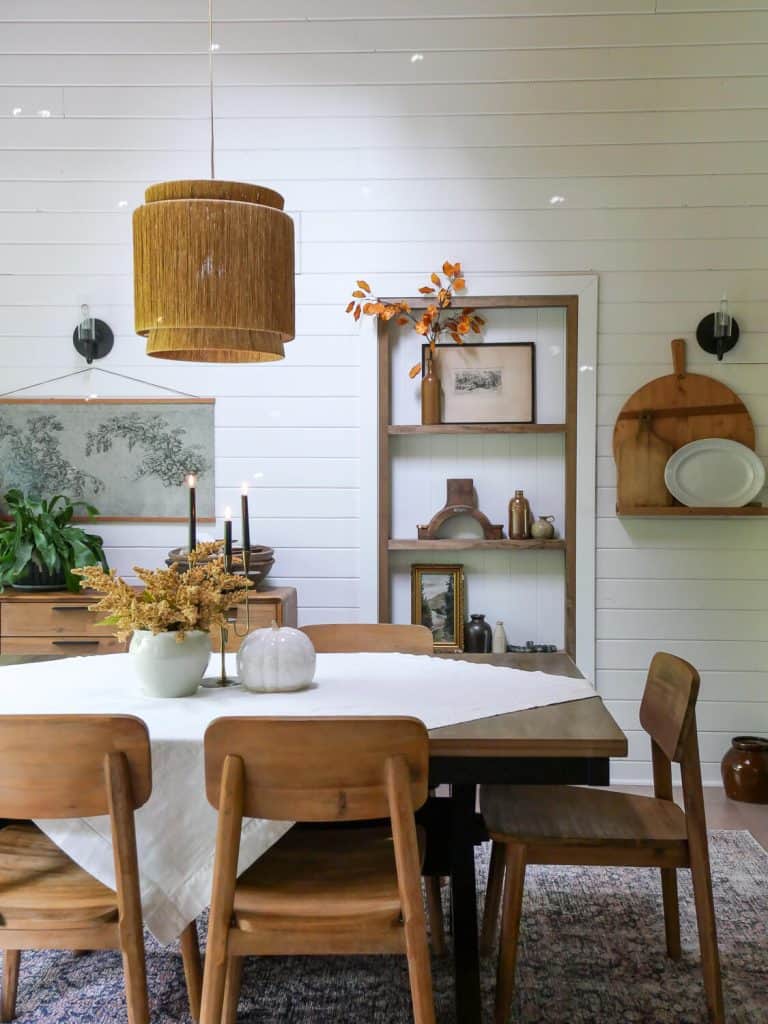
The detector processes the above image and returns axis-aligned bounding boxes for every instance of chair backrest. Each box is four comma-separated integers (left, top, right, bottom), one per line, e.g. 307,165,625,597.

639,652,700,764
0,715,152,819
204,716,429,822
300,623,434,655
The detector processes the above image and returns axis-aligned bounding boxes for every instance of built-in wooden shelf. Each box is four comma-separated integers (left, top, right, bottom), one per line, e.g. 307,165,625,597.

388,423,566,436
616,504,768,518
388,538,566,551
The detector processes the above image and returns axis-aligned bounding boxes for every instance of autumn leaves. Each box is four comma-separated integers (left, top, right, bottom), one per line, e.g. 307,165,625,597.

345,261,486,378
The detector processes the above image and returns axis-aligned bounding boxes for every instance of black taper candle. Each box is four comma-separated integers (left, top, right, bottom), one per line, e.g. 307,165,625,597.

187,474,197,554
240,483,251,557
224,508,233,572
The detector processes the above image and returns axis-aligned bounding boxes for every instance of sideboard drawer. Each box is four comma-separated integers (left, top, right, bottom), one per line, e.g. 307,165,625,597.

2,601,112,638
1,636,126,656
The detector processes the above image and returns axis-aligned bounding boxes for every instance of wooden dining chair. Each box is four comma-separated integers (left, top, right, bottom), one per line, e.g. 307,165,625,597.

0,715,203,1024
479,652,725,1024
300,621,446,953
300,622,434,655
200,715,435,1024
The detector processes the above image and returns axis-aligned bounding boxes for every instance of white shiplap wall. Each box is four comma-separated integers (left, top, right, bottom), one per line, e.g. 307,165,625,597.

1,0,767,783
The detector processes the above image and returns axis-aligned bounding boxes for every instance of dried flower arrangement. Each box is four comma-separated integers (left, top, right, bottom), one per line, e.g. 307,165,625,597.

345,261,486,377
73,541,250,641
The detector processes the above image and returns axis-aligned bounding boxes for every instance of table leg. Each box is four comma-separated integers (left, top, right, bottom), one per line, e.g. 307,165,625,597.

449,783,482,1024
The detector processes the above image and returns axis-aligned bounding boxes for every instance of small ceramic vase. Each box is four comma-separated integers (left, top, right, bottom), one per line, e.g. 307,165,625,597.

129,629,211,698
721,736,768,804
530,515,556,540
492,620,507,654
464,614,492,653
421,350,440,425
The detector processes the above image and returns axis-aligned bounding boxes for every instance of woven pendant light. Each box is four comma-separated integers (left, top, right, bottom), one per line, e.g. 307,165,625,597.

133,179,294,362
132,3,294,363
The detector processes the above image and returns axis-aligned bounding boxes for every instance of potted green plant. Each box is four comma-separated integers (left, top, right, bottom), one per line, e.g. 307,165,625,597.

0,489,108,592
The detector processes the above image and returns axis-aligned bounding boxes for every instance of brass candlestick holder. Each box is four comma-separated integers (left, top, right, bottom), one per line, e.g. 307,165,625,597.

205,547,253,689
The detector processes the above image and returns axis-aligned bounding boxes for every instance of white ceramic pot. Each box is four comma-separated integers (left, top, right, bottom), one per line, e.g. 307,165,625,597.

237,622,316,693
129,629,211,698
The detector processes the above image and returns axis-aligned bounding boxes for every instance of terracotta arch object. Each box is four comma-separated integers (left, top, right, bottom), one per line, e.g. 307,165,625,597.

613,338,755,461
417,478,504,540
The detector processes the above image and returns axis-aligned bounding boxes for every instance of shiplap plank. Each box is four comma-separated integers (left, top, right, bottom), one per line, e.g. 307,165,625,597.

599,333,768,366
597,639,768,672
597,669,768,702
597,578,768,611
61,77,768,118
4,176,768,213
600,361,768,396
9,46,768,87
597,547,768,580
606,699,768,733
8,13,768,53
597,609,768,642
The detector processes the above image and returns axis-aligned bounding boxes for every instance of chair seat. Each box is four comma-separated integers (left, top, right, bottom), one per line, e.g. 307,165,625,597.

233,824,423,925
0,824,117,927
480,786,688,849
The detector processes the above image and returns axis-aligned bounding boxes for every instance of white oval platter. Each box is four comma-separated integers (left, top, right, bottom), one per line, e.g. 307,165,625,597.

664,438,766,508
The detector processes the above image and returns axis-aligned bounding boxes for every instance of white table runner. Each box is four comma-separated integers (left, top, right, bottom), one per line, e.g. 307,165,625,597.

0,651,594,942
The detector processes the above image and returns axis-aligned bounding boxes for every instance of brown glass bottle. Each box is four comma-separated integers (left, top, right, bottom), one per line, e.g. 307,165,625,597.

508,489,531,539
421,349,440,425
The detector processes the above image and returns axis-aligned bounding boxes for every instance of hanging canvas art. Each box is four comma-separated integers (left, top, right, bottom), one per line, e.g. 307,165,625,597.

0,398,215,521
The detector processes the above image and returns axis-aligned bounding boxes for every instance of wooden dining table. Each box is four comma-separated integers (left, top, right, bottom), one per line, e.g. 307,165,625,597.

427,651,627,1024
0,650,627,1024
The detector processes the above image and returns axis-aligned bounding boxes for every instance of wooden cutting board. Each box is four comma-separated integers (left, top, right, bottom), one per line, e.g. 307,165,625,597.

616,412,674,508
613,338,755,460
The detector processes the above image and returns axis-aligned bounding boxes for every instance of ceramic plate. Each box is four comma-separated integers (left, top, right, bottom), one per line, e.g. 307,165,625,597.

664,439,766,508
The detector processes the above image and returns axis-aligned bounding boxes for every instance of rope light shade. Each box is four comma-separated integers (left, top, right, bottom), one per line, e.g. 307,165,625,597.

133,179,295,363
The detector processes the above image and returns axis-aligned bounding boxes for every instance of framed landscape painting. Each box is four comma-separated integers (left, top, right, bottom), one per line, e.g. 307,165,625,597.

0,398,215,521
424,342,535,424
411,563,465,651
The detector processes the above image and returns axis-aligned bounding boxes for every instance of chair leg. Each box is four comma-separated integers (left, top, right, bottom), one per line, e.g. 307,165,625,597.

660,868,681,960
1,950,20,1023
180,921,203,1022
403,912,436,1024
494,844,526,1024
222,956,244,1024
425,875,447,955
689,849,725,1023
481,840,505,956
120,933,150,1024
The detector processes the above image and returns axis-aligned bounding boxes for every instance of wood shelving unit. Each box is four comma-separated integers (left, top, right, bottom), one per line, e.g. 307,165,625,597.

616,504,768,518
388,539,567,551
378,294,580,657
388,423,566,436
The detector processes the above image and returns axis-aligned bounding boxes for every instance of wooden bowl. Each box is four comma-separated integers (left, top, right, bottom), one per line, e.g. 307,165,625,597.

165,545,275,590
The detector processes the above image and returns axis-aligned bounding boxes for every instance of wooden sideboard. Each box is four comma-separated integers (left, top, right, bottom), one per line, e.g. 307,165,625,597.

0,587,298,656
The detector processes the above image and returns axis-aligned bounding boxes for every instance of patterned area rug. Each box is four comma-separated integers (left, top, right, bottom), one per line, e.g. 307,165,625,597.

4,831,766,1023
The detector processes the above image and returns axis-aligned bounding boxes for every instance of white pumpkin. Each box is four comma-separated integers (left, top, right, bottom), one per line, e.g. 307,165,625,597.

237,621,316,693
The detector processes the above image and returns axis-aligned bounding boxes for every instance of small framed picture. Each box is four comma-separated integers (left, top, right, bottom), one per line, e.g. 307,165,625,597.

423,342,535,424
411,563,465,651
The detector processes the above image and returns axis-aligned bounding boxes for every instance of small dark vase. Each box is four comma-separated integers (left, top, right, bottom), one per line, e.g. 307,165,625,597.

721,736,768,804
464,613,492,653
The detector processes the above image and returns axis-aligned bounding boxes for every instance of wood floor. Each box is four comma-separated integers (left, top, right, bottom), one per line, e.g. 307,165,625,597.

617,787,768,852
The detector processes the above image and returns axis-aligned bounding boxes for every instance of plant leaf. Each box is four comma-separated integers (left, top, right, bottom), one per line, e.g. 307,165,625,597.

357,279,371,292
353,305,361,321
453,277,466,290
430,272,441,286
418,286,435,294
352,290,366,298
345,300,355,313
408,362,422,379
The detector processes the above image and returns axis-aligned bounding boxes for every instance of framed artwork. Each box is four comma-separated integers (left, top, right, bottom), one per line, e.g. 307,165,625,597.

0,398,215,522
423,342,535,424
411,563,465,651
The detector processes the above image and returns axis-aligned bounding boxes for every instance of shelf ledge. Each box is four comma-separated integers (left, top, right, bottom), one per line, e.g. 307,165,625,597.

616,504,768,518
388,423,566,436
388,538,566,551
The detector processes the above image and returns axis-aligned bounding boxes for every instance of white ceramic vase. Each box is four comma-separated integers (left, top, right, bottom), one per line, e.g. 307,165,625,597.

129,629,211,698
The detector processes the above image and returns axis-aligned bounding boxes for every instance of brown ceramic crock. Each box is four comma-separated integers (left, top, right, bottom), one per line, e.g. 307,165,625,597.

721,736,768,804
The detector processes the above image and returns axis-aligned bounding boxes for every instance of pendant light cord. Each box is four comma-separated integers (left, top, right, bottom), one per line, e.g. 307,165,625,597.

208,0,216,179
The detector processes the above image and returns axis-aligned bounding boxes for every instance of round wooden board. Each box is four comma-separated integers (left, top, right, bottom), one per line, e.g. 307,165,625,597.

612,340,755,460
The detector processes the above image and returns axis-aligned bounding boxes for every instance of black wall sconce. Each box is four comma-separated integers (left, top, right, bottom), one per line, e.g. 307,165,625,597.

72,304,114,364
696,295,739,362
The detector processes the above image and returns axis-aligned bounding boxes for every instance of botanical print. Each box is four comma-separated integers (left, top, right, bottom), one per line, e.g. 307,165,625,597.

0,400,214,520
453,368,502,394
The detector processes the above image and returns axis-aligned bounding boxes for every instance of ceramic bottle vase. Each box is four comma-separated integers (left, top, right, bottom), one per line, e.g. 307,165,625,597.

421,349,440,425
464,614,492,653
721,736,768,803
509,490,532,539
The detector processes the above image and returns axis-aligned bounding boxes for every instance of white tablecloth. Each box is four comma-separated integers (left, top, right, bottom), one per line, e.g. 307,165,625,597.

0,651,594,942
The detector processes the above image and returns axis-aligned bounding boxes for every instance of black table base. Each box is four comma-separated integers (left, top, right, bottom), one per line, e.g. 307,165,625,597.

422,755,611,1024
